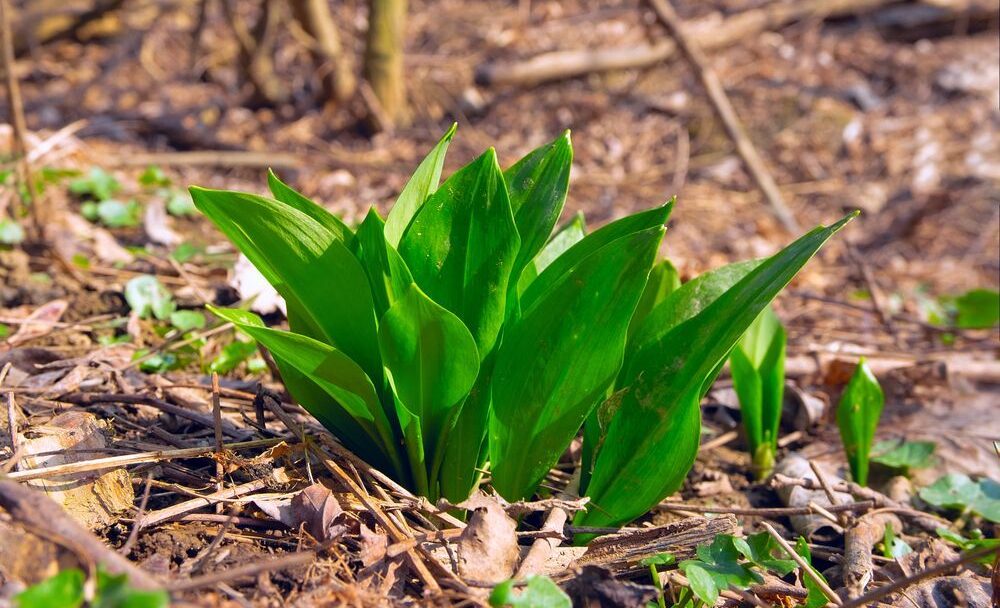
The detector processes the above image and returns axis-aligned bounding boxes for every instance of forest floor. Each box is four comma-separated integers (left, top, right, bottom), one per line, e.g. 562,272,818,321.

0,0,998,606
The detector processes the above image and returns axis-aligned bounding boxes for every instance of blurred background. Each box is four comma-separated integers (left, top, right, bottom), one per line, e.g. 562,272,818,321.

0,0,997,355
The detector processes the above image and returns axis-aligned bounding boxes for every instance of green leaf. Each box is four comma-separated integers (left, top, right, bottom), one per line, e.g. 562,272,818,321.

69,167,120,200
517,212,586,292
125,275,175,320
954,288,999,329
871,439,935,471
191,187,381,380
88,199,142,228
578,214,855,531
880,523,912,559
267,169,353,243
504,132,572,287
489,575,571,608
919,473,1000,523
935,527,1000,565
836,358,884,486
399,147,520,354
139,165,171,187
169,310,205,332
489,219,664,500
385,123,456,247
730,306,785,479
94,569,169,608
639,553,676,567
628,258,681,339
378,283,479,498
0,218,25,245
355,208,414,317
209,339,257,374
794,537,831,608
209,306,403,478
679,535,761,605
14,568,85,608
733,532,796,576
165,190,197,217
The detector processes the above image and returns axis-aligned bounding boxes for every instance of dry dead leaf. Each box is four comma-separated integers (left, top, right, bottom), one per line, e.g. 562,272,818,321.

563,565,658,608
5,300,68,347
143,197,181,246
291,482,350,542
358,523,388,567
455,491,518,584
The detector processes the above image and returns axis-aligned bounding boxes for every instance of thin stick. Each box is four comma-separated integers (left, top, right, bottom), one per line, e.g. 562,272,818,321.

0,0,43,236
646,0,799,232
658,500,874,517
119,473,153,556
838,545,999,608
809,460,849,527
211,372,225,513
761,522,843,606
6,437,286,481
138,474,276,530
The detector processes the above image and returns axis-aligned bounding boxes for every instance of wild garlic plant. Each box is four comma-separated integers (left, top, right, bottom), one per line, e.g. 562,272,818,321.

192,125,854,531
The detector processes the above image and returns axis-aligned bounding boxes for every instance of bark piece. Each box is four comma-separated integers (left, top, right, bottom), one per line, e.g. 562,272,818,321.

17,411,134,530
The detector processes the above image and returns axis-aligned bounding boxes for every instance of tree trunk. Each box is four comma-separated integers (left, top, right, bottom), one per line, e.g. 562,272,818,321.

364,0,408,128
290,0,356,104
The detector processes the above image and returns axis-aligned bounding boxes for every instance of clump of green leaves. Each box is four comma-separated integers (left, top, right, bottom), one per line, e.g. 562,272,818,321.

678,533,796,605
489,575,570,608
81,199,142,228
836,358,883,486
14,567,167,608
69,167,121,201
729,305,785,479
192,125,853,530
919,473,1000,523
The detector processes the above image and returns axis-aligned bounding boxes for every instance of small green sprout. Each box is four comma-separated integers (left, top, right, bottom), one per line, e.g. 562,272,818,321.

836,358,884,486
489,575,570,608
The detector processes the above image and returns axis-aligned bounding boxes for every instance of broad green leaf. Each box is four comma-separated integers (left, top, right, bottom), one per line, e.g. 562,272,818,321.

385,123,457,246
836,358,884,486
191,187,381,380
517,212,585,292
125,275,175,320
579,213,856,531
209,306,402,478
871,439,935,471
730,306,786,479
490,222,663,500
399,148,520,354
356,208,414,317
267,169,353,243
489,575,571,608
522,204,672,314
919,473,1000,523
682,564,718,606
437,351,495,502
628,258,681,339
378,283,479,498
14,569,84,608
169,310,205,332
623,259,761,383
504,132,572,284
955,288,999,329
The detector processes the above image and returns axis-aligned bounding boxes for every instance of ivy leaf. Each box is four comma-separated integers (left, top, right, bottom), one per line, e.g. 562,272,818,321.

210,340,258,374
14,569,84,608
954,288,1000,329
733,532,797,576
919,473,1000,522
679,535,761,605
935,528,1000,565
489,575,571,608
870,439,935,472
639,553,676,567
125,275,176,320
69,167,121,200
165,190,197,217
169,310,206,332
0,218,25,245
